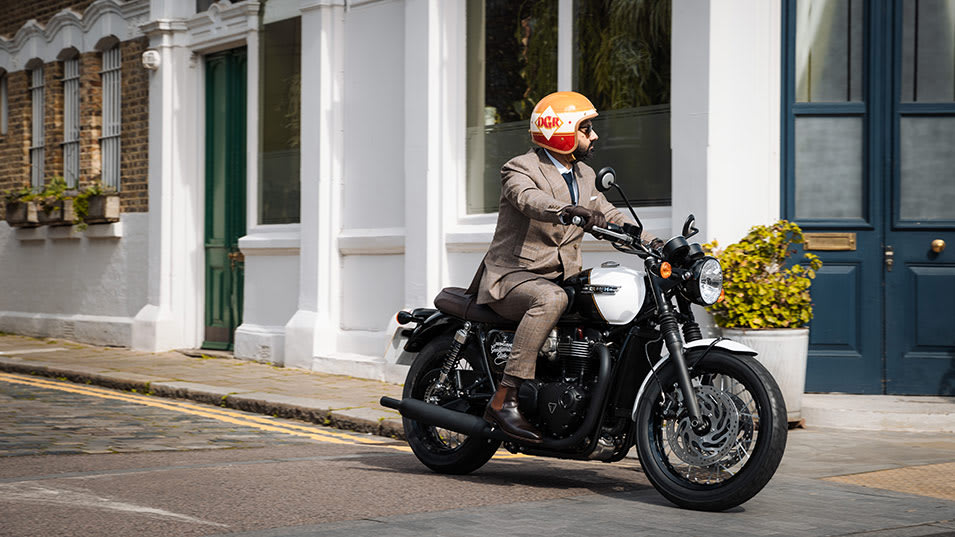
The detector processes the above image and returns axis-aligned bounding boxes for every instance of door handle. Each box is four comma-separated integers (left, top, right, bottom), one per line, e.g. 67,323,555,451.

931,239,945,254
884,245,894,272
228,251,244,269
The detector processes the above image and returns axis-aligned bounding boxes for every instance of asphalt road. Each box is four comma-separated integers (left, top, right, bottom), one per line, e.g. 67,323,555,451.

1,372,953,537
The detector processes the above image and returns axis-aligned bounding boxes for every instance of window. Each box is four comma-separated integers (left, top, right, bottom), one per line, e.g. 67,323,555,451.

465,0,671,214
29,65,45,190
62,56,80,187
101,45,121,190
258,13,301,225
1,70,7,136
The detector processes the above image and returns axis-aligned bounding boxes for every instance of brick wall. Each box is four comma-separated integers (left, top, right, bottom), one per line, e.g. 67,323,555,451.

78,51,102,189
0,0,98,39
0,71,31,217
43,61,65,183
119,37,148,212
0,36,150,217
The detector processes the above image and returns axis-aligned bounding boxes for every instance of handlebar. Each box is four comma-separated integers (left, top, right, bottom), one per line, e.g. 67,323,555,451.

570,215,636,246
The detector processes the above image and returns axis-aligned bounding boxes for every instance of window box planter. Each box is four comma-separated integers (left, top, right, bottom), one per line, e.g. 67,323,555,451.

4,201,40,228
84,194,120,224
37,199,77,226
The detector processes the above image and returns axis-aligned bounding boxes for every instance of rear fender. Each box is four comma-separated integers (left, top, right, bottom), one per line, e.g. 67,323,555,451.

404,312,461,353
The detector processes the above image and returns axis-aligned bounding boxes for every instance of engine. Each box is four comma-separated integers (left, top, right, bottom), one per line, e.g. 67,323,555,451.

503,327,602,438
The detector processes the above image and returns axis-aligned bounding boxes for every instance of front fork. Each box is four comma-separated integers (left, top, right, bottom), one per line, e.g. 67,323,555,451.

649,275,706,431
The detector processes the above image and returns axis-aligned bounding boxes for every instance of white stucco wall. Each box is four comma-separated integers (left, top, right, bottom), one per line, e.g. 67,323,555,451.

672,0,782,246
0,214,149,346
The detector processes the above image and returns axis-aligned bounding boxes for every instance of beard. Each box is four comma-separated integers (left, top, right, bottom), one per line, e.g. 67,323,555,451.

573,143,596,163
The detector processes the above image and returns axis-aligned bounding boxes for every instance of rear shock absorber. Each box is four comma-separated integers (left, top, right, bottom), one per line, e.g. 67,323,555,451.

435,322,472,390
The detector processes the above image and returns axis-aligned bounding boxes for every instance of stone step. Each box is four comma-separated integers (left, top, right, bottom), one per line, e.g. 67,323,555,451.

801,394,955,433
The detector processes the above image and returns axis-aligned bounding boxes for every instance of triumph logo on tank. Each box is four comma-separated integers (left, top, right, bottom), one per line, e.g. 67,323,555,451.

532,106,563,140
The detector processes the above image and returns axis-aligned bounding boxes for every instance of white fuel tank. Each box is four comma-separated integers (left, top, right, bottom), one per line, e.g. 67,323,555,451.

585,263,646,325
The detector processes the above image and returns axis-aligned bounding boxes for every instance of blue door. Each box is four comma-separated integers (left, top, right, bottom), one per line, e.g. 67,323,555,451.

783,0,955,395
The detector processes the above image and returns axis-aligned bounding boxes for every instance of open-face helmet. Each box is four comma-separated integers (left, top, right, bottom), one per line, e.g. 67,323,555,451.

529,91,598,154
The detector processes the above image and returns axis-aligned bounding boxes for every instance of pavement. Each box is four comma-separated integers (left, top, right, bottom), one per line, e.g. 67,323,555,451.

1,333,954,441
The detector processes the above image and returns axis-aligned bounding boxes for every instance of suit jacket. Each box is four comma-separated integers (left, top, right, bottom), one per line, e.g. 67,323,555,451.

467,148,631,304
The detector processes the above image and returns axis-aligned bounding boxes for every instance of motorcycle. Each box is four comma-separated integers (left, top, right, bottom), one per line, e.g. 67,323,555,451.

380,167,787,511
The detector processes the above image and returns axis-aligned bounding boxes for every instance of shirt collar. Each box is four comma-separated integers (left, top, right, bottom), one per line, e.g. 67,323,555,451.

543,149,573,175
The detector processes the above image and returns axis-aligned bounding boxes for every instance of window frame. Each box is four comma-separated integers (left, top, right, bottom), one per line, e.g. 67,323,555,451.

0,70,7,137
62,54,81,188
29,64,45,190
463,0,672,216
100,45,122,191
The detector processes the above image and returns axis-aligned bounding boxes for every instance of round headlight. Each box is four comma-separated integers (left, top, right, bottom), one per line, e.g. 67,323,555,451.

696,257,723,305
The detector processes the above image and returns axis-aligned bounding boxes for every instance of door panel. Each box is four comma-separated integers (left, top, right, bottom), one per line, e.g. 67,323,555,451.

203,48,247,350
803,253,883,393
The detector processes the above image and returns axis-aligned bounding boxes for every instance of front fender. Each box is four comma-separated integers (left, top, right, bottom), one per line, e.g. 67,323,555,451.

630,338,758,422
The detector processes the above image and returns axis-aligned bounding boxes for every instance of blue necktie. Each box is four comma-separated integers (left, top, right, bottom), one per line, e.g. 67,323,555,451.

561,171,578,205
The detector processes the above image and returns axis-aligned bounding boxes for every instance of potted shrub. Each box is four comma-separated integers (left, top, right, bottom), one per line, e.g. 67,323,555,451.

705,220,823,423
34,176,77,226
3,185,39,228
74,181,120,227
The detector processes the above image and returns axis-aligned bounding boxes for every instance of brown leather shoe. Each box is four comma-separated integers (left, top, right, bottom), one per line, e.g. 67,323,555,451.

484,382,543,444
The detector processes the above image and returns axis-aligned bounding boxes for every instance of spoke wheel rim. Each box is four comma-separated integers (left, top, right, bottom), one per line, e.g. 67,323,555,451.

654,373,761,486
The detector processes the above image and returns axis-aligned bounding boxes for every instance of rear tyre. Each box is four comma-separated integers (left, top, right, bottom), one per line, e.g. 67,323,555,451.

403,336,500,475
635,351,787,511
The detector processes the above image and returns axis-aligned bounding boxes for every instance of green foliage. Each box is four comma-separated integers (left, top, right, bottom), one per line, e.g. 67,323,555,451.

578,0,671,109
27,176,70,211
704,220,823,329
2,185,34,204
72,180,118,229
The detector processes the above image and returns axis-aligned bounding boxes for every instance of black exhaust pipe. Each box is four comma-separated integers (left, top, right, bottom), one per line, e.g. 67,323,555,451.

380,396,510,441
381,344,611,450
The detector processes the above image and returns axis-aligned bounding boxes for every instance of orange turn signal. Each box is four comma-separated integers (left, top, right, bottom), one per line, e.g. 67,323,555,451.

659,262,672,279
718,289,726,303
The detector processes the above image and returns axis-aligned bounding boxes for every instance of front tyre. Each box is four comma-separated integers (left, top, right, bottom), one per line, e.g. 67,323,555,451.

635,350,787,511
403,336,500,475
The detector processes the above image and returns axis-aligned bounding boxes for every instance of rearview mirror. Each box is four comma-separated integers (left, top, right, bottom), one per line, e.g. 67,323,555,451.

595,167,616,193
682,214,699,239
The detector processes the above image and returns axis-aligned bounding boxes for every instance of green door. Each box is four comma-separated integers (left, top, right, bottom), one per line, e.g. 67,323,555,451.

203,48,247,350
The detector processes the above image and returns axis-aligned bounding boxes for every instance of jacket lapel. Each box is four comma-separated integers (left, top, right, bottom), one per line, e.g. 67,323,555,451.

574,162,594,209
537,149,573,206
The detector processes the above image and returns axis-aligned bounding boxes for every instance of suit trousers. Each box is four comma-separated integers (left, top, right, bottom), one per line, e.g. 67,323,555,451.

488,277,568,380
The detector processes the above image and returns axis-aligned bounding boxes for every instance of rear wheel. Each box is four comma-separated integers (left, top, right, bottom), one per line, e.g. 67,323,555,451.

403,336,500,474
635,351,787,511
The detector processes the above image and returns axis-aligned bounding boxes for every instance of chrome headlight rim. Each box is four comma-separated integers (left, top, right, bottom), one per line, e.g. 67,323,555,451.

687,256,723,306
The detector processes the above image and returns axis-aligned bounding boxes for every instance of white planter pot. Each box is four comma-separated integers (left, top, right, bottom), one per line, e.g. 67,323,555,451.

720,328,809,423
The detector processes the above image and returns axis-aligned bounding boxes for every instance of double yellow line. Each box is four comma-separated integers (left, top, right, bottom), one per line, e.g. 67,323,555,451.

0,372,539,460
0,372,411,452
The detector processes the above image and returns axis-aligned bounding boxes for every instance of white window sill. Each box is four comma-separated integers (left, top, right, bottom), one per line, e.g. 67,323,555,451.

239,225,301,256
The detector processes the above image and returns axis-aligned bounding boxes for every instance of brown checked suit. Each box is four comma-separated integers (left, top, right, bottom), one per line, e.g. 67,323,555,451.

466,148,632,379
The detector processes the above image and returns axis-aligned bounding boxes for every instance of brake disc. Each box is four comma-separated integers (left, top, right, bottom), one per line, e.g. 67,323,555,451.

665,385,741,466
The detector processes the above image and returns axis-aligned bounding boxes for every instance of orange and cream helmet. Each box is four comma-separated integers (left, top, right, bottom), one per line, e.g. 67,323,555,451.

529,91,598,154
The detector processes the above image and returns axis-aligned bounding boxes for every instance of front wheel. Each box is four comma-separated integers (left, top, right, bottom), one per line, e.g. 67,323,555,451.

635,350,787,511
402,335,500,475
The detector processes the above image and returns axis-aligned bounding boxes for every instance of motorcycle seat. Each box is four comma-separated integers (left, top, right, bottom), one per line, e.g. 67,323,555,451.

434,287,517,326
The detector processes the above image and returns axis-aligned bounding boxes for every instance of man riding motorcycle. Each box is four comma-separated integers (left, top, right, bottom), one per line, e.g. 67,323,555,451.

466,91,657,443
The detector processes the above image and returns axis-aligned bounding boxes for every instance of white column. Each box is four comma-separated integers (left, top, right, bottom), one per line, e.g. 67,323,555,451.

132,18,204,351
284,0,345,369
706,0,781,243
403,0,446,309
670,1,710,241
671,0,781,245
